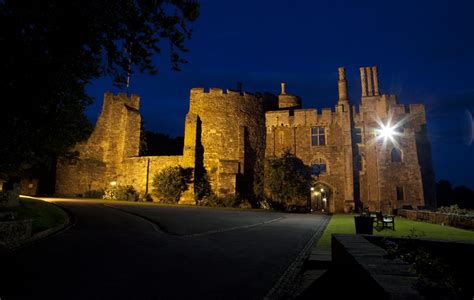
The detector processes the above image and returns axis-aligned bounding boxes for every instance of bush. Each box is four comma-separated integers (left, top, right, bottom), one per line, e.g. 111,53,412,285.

83,189,104,199
264,151,312,211
437,204,473,216
198,194,245,208
153,166,192,203
139,193,153,202
103,185,139,201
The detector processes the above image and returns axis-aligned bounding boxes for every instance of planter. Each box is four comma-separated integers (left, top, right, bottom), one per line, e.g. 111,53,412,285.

354,216,374,234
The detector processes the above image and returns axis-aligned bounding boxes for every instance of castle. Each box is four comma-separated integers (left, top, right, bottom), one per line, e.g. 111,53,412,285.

56,66,436,213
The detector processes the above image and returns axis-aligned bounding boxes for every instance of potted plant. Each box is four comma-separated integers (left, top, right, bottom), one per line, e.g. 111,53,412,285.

354,208,374,234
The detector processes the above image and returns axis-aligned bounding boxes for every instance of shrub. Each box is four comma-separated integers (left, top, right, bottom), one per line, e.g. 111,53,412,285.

198,194,242,208
264,151,312,211
103,185,139,201
140,193,153,202
153,166,192,203
194,169,212,200
83,189,104,199
437,204,473,215
238,200,252,209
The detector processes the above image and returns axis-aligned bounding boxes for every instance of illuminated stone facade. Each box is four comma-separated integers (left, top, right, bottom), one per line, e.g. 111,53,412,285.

56,66,436,212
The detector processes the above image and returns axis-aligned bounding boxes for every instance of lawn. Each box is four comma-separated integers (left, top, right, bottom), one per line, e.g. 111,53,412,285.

6,197,69,234
316,214,474,251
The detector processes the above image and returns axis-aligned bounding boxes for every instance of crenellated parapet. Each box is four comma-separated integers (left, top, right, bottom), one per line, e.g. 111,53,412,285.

265,107,335,128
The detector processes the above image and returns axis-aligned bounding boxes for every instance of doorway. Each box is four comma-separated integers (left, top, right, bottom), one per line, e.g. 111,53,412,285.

310,183,331,212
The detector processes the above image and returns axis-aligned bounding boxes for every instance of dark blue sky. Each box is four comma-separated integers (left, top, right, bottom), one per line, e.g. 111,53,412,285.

87,0,474,188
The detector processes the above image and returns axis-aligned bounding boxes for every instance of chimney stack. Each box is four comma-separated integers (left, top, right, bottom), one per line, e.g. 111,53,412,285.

360,67,367,97
372,66,379,96
366,67,373,96
280,82,286,95
338,67,348,102
360,65,380,97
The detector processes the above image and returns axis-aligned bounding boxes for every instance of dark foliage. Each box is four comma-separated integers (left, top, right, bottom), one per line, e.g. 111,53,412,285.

264,151,312,211
140,130,184,156
0,0,199,174
436,180,474,209
152,166,192,203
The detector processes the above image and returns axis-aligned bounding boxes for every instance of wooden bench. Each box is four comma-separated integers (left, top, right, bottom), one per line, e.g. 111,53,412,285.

375,211,395,230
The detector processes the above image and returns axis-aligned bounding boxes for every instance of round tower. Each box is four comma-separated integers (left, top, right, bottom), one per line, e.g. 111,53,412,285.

278,82,301,109
187,87,268,199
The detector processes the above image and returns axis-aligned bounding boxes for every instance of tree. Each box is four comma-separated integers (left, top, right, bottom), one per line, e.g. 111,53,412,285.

436,180,453,207
152,166,192,203
264,151,312,210
0,0,200,174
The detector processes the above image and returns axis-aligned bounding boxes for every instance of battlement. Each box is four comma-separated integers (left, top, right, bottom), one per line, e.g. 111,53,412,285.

190,87,258,97
266,107,335,127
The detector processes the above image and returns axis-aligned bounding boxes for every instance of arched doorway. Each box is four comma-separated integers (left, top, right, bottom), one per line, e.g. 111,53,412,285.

310,182,332,212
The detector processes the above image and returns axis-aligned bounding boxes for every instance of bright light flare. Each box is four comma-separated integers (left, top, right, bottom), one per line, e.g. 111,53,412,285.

374,117,404,147
377,123,396,139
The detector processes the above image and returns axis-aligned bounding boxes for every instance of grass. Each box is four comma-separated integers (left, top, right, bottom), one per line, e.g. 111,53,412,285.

3,198,69,234
316,214,474,251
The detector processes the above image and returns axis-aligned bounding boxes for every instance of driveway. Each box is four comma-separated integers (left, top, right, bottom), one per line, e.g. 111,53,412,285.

2,199,329,299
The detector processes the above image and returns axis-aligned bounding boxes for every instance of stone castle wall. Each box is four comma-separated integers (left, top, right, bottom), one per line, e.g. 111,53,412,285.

120,156,183,196
55,66,436,213
56,92,143,196
265,108,350,212
187,88,276,198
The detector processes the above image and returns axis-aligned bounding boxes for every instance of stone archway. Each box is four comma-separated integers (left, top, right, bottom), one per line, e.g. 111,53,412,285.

310,182,332,212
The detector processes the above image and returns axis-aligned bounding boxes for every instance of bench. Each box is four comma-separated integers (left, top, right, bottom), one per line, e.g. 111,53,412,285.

375,211,395,230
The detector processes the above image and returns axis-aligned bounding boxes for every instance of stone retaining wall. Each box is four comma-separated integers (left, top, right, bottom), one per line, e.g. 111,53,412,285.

398,209,474,230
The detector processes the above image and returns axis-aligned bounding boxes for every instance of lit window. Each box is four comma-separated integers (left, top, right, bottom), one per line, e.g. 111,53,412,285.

311,158,327,175
311,127,326,146
391,148,402,162
396,186,404,201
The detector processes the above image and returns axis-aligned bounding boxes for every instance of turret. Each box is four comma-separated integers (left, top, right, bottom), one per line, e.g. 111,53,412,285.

338,67,349,102
278,82,301,109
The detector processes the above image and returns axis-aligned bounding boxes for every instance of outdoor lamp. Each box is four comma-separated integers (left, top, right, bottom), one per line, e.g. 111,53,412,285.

378,123,395,139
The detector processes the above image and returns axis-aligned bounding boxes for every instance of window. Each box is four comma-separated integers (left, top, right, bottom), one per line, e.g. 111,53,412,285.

391,148,402,162
353,127,362,144
311,127,326,146
396,186,404,201
311,158,327,175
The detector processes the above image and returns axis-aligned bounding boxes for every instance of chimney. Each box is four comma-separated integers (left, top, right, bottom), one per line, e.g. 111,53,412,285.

360,67,367,97
372,66,379,96
338,67,348,101
366,67,373,96
280,82,286,95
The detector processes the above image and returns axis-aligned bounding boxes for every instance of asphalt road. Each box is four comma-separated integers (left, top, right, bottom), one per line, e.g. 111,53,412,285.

2,199,329,299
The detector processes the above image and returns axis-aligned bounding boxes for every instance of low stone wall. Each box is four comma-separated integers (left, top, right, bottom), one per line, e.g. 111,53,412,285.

0,219,33,246
398,209,474,230
332,234,420,299
121,155,183,195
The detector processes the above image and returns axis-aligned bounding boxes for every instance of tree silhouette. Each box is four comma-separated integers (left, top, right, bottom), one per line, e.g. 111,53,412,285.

0,0,199,174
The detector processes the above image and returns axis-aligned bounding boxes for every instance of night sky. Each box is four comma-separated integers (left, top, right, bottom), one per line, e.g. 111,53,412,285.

86,0,474,189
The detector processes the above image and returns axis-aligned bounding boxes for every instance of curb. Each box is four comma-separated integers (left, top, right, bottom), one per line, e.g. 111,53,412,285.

0,201,75,255
264,214,331,300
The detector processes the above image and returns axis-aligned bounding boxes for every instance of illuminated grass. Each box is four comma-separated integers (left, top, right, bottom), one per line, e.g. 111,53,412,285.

316,214,474,251
7,198,69,234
